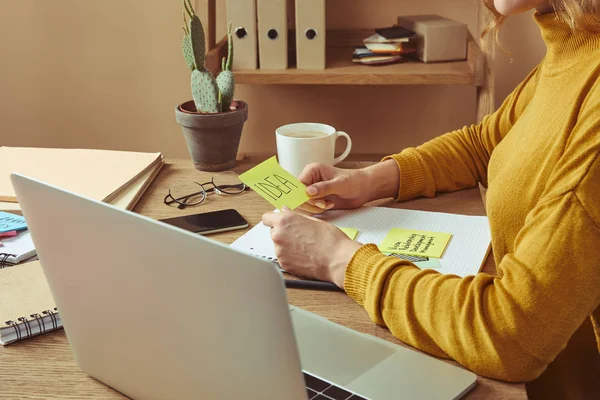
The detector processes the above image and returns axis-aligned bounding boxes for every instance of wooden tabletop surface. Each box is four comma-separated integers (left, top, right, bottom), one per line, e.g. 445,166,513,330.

0,158,526,399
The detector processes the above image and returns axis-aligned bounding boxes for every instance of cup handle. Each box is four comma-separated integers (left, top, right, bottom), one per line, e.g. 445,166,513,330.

333,131,352,165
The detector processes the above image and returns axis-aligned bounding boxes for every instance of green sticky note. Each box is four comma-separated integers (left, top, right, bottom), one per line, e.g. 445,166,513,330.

340,228,358,240
239,156,310,210
379,228,452,258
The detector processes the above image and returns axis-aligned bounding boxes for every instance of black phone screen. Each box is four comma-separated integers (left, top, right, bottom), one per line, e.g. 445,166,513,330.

159,209,249,235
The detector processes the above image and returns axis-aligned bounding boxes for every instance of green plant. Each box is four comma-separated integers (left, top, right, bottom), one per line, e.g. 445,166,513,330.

182,0,235,113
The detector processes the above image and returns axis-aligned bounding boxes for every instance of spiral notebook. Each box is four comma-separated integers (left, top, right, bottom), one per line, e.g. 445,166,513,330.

230,206,492,278
0,230,36,267
0,260,62,345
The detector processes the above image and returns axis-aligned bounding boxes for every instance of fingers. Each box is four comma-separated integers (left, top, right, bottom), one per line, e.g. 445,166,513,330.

306,179,344,200
298,162,340,191
298,163,345,205
261,211,281,227
300,197,337,214
297,202,326,215
314,199,335,210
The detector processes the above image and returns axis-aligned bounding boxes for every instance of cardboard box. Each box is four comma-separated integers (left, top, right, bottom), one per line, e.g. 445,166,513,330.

397,15,467,63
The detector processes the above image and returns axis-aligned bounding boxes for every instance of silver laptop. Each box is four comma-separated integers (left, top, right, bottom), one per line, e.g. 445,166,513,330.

12,173,476,400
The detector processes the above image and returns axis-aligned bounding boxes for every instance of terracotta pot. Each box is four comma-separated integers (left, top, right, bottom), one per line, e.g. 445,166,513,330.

175,100,248,172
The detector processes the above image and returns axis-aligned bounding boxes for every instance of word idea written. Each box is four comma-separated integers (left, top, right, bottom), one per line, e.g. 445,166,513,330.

239,156,309,210
379,228,452,259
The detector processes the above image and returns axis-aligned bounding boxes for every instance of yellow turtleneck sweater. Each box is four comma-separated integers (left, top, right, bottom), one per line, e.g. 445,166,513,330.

345,13,600,383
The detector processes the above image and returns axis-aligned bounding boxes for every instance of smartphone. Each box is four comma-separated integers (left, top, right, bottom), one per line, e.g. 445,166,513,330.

159,209,249,235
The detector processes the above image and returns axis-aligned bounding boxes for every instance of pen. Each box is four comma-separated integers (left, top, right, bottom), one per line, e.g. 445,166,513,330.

284,279,343,292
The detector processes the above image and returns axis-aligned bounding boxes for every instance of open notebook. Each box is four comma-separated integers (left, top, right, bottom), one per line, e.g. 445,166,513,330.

0,260,61,345
231,206,492,278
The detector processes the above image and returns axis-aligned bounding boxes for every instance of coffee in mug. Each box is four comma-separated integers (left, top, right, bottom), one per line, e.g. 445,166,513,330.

276,123,352,177
281,131,329,139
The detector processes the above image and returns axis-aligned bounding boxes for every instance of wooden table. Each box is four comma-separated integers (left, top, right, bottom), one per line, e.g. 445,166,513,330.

0,159,526,399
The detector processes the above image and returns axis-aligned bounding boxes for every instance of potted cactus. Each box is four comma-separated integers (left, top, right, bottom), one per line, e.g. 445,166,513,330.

175,0,248,172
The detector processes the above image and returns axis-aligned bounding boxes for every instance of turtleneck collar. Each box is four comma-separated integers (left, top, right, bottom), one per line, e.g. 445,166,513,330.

534,11,600,74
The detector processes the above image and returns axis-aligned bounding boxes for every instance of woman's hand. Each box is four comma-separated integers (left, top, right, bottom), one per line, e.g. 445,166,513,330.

297,163,372,214
262,209,363,289
298,160,400,214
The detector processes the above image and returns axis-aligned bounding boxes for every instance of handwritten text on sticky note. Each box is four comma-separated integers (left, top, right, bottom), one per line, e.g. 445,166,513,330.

239,156,310,210
340,228,359,240
379,228,452,258
0,211,27,233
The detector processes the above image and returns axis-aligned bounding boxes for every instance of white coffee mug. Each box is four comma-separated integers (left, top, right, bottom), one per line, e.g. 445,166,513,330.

276,123,352,177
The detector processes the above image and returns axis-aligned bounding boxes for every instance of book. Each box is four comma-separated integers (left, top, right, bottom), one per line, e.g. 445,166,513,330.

362,28,417,56
0,260,62,345
364,33,412,44
230,206,492,278
0,230,36,266
352,48,404,66
364,42,416,53
108,159,164,211
352,55,403,66
0,150,164,213
0,201,21,213
0,147,163,203
374,25,416,40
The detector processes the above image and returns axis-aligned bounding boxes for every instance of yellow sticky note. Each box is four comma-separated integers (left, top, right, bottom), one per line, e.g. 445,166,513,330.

378,228,452,258
340,228,358,240
239,156,310,210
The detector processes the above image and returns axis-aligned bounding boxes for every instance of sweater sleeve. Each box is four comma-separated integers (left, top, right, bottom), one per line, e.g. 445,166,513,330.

344,190,600,382
385,67,540,201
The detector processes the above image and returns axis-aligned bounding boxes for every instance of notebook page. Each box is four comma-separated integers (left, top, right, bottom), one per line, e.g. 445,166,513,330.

0,261,55,322
231,206,491,278
0,260,62,345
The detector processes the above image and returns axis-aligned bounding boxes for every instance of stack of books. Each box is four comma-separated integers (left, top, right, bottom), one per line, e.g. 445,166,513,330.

353,25,417,65
0,147,164,214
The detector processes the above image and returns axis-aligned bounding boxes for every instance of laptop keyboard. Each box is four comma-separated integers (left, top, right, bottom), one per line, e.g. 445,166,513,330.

304,372,367,400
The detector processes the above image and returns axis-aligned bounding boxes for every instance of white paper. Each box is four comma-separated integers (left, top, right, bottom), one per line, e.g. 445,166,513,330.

0,230,36,264
231,206,491,278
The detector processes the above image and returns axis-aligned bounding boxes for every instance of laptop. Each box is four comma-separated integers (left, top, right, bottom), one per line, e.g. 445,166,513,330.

12,173,477,400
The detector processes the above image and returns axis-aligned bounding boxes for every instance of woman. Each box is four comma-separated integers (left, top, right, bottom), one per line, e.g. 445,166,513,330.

262,0,600,388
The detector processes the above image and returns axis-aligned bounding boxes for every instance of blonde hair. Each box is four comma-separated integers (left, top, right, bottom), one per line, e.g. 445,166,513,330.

482,0,600,41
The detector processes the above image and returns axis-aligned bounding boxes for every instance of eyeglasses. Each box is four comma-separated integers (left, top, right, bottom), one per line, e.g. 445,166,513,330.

164,171,248,209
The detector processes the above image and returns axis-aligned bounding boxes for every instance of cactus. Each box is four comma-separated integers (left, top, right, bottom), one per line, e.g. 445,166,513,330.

191,69,220,113
216,24,235,111
181,0,236,113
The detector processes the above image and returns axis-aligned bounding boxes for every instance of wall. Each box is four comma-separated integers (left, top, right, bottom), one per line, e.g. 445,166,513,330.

0,1,545,159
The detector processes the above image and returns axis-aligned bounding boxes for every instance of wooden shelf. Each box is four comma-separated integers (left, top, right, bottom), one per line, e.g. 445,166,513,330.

206,30,484,86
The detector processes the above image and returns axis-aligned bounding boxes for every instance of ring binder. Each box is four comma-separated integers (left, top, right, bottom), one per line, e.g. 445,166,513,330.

4,321,22,341
3,308,60,343
249,247,278,263
43,308,59,331
1,261,63,345
0,253,16,268
30,313,46,335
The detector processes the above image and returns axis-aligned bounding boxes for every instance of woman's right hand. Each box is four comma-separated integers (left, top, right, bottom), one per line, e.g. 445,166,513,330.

297,163,372,214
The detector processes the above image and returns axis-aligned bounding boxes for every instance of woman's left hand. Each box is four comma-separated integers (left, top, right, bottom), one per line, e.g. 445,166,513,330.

261,209,363,289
